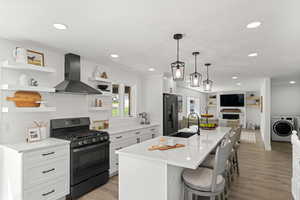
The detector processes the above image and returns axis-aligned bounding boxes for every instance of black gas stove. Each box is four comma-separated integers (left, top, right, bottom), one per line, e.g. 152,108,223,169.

54,129,109,148
50,117,110,199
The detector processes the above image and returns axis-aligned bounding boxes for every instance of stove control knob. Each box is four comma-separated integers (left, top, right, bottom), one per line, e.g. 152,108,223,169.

78,141,83,146
92,138,96,142
104,136,108,140
83,140,88,144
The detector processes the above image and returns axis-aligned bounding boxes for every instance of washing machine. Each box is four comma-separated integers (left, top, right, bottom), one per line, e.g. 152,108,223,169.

271,116,295,142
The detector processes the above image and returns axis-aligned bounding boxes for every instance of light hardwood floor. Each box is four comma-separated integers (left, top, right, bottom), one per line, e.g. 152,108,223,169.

79,131,292,200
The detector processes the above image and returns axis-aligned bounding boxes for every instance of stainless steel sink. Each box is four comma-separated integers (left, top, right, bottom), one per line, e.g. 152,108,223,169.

170,132,196,138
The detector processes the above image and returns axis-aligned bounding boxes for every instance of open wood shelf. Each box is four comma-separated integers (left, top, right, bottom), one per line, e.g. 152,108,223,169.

88,107,111,111
2,107,56,113
2,60,56,73
247,104,260,107
246,96,260,101
220,109,242,113
1,84,56,93
89,77,112,83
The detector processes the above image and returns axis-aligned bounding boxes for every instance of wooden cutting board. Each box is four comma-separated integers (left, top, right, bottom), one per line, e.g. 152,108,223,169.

6,91,41,107
148,144,185,151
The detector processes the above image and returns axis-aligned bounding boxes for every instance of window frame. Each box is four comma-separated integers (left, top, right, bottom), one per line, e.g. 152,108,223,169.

111,82,137,119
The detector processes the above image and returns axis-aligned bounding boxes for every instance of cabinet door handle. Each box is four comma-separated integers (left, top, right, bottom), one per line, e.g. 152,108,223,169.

42,152,55,156
116,136,122,139
150,129,155,131
137,138,141,143
135,132,140,135
116,162,119,166
42,189,55,196
152,134,155,138
42,168,55,174
116,147,122,150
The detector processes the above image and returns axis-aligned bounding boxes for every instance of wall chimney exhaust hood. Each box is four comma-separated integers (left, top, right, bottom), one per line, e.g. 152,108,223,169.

55,53,102,94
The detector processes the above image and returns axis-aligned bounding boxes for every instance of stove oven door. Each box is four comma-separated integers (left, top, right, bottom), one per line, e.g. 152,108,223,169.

71,141,109,186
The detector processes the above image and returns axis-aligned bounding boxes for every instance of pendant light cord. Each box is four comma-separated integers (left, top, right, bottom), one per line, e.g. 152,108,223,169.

207,65,209,81
194,54,197,72
177,39,179,62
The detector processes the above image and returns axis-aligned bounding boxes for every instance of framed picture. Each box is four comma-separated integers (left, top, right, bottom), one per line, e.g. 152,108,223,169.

27,49,44,66
27,127,41,143
92,120,105,131
92,120,109,130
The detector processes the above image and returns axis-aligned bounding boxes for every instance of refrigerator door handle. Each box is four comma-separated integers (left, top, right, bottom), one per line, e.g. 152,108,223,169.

172,104,176,129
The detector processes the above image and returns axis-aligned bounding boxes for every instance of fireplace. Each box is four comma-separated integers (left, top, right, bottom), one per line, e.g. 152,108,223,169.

222,114,239,120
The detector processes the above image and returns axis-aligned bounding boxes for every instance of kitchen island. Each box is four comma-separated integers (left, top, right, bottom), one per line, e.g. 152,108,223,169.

117,126,231,200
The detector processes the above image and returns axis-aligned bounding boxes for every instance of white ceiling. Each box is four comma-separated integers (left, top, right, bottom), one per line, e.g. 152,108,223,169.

0,0,299,91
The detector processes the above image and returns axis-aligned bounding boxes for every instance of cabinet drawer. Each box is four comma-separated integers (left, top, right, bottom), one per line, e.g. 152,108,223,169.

128,129,146,138
24,157,68,189
110,132,132,142
110,129,147,143
24,145,69,168
293,158,300,178
141,133,152,142
24,177,68,200
148,126,159,133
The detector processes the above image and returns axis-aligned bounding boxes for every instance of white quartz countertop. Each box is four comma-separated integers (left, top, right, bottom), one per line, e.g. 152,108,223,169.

106,123,160,135
117,126,231,169
1,138,70,153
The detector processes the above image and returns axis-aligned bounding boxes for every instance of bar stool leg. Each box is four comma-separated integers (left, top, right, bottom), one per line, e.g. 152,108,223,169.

184,184,188,200
235,150,240,176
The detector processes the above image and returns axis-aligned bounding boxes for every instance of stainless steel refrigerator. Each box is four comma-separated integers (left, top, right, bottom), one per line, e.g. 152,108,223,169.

163,93,178,136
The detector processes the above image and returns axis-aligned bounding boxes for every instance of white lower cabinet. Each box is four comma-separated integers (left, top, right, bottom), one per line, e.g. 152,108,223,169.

109,125,160,175
24,177,68,200
292,134,300,200
0,138,70,200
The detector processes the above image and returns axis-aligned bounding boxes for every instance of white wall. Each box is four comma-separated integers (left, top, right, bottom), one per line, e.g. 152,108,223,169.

0,38,143,144
271,82,300,116
260,78,271,151
141,75,164,133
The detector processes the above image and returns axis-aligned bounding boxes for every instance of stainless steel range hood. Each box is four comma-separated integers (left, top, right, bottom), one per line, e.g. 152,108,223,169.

55,53,101,94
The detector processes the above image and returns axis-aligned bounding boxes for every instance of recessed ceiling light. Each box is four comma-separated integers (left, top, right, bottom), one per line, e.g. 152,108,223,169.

232,76,238,80
289,81,296,84
246,21,261,29
53,23,68,30
248,52,258,57
237,82,241,86
148,68,155,71
110,54,119,58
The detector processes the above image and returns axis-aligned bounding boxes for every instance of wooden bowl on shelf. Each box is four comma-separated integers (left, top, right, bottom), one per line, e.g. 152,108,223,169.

201,114,214,118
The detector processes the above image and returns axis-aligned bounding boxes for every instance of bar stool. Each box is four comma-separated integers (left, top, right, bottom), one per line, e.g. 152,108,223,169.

200,130,235,198
231,126,242,176
182,136,232,200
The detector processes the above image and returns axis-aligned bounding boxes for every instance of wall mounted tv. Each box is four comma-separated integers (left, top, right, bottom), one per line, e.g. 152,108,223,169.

220,94,245,107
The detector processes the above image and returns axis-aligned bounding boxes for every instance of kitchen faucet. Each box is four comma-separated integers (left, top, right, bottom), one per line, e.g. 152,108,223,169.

187,111,200,135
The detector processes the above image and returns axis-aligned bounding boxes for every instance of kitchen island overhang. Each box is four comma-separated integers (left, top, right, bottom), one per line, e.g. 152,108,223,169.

117,127,231,200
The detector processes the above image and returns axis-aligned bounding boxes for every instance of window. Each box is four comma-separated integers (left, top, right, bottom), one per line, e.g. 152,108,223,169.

111,84,136,118
187,97,200,116
112,84,120,117
124,86,131,116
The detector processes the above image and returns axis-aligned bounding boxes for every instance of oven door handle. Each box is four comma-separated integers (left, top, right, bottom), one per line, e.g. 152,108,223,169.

72,141,110,153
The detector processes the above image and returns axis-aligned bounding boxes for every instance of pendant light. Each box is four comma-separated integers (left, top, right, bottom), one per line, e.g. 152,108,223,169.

203,63,213,91
171,33,185,81
190,52,202,87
